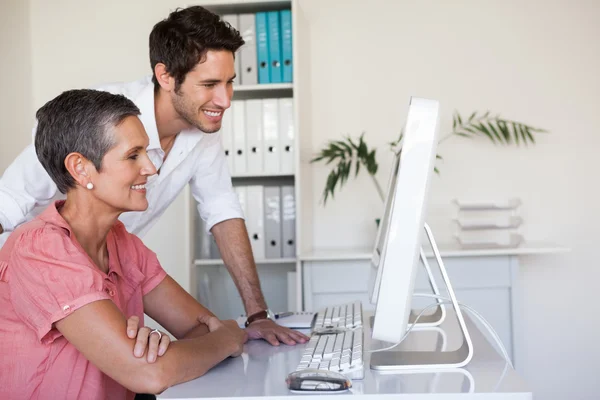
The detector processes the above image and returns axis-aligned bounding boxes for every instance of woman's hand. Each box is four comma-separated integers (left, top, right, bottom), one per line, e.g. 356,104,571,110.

126,316,171,363
198,314,247,357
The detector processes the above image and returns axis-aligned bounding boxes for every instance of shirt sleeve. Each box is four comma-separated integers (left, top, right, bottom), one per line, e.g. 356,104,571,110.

127,231,168,296
188,131,244,233
0,141,59,233
8,227,110,344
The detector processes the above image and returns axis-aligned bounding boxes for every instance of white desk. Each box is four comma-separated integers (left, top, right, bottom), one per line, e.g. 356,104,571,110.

159,312,531,399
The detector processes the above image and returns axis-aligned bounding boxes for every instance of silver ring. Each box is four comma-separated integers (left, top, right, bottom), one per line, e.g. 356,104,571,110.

150,329,162,341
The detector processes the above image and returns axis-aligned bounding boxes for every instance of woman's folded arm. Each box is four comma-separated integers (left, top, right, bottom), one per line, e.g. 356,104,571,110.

55,299,246,394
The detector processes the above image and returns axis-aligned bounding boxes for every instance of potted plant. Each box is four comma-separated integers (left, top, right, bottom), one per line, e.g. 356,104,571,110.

311,111,547,205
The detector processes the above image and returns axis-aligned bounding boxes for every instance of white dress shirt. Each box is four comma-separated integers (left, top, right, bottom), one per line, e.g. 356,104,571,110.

0,76,243,247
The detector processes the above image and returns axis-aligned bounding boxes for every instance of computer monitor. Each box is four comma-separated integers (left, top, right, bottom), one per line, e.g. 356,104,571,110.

368,97,440,344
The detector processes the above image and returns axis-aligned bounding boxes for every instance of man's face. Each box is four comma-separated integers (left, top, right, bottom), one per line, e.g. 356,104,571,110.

171,50,235,133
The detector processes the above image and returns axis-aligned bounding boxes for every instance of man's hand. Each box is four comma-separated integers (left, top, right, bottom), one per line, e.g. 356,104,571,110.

245,319,310,346
198,314,248,357
126,316,170,363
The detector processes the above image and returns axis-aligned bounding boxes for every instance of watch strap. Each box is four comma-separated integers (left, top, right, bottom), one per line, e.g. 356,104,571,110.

245,310,272,327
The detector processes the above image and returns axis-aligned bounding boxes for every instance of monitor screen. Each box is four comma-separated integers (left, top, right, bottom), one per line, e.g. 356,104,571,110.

369,97,440,344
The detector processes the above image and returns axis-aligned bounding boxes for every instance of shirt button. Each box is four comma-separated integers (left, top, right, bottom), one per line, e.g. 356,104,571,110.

63,305,71,313
109,290,115,296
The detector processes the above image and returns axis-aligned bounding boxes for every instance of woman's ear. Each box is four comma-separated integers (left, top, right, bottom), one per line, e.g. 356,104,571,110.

154,63,175,92
64,153,91,188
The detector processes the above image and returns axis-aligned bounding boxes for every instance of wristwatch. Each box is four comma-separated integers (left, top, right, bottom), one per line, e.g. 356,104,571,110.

245,309,275,327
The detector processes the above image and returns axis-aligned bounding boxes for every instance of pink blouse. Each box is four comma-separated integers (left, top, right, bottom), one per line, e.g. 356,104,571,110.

0,201,167,399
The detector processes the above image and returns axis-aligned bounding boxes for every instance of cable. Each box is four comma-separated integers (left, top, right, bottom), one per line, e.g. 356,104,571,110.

366,301,452,353
414,293,513,369
366,294,513,371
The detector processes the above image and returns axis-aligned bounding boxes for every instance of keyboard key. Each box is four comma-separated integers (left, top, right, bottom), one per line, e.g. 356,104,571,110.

294,301,365,380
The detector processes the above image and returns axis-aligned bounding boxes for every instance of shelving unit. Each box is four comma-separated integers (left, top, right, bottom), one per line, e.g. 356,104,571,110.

234,83,293,92
452,198,524,249
186,0,312,318
194,257,297,266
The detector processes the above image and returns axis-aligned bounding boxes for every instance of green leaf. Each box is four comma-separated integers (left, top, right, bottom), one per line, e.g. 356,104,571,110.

456,113,463,125
525,128,535,144
468,111,477,122
454,132,471,138
515,125,523,146
488,122,505,144
476,123,496,143
346,136,359,151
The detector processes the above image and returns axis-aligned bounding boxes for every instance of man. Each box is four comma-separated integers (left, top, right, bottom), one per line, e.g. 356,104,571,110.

0,6,307,346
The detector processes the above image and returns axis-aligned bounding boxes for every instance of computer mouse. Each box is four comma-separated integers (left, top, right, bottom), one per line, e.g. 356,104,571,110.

286,369,352,393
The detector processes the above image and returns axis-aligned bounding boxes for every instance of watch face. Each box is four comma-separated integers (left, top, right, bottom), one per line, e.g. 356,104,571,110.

266,309,275,320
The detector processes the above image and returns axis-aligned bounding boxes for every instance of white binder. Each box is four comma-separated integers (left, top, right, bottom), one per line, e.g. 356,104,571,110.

238,14,258,85
222,14,241,81
221,104,234,173
195,215,211,260
262,99,280,174
263,185,282,259
245,99,264,174
232,100,247,175
281,185,296,258
246,185,265,260
278,98,295,174
235,185,247,220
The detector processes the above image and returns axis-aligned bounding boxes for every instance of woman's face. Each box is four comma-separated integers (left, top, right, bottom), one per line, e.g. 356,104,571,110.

89,116,157,213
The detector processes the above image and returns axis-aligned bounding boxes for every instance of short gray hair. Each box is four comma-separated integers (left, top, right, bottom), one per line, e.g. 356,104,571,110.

34,89,141,194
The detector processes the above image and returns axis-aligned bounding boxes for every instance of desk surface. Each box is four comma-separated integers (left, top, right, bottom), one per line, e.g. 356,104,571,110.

159,311,531,399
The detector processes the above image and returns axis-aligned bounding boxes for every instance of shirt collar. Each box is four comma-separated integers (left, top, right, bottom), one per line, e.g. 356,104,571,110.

38,201,124,278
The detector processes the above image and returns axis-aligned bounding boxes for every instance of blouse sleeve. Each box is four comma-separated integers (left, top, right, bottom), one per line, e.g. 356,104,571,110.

8,227,111,344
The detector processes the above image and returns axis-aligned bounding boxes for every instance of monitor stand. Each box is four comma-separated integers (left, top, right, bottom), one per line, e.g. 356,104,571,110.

371,246,446,329
408,247,446,327
370,222,474,371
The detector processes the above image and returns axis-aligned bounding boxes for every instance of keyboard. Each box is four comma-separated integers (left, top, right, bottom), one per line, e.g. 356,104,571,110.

294,301,365,380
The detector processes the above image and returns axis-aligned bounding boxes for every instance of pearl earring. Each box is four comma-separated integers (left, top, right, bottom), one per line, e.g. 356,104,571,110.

86,182,94,190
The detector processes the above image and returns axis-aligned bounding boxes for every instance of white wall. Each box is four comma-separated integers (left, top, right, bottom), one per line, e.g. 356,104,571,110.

0,0,33,172
299,1,600,399
5,0,599,398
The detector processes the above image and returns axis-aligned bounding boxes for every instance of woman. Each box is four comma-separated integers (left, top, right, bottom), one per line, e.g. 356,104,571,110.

0,89,247,399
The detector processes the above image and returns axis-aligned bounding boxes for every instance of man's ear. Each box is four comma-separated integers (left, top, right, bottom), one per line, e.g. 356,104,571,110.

64,153,92,188
154,63,175,92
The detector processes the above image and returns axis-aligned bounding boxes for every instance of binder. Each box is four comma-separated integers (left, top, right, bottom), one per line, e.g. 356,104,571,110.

222,14,241,81
245,99,264,174
255,12,270,84
262,99,280,173
235,185,247,219
278,98,295,174
280,10,293,83
209,234,221,259
195,215,211,259
246,185,265,260
221,104,234,173
239,14,258,85
232,100,247,175
267,11,283,84
281,185,296,258
264,186,282,259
